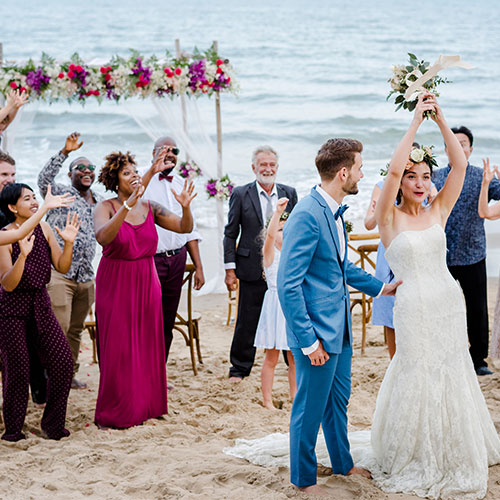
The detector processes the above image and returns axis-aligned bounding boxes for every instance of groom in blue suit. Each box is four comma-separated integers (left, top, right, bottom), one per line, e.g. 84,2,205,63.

277,138,400,493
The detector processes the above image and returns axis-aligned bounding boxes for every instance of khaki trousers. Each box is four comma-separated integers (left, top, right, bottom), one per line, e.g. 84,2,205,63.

47,270,95,376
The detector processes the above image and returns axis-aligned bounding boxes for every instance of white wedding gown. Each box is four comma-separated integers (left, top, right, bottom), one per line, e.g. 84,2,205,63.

224,224,500,500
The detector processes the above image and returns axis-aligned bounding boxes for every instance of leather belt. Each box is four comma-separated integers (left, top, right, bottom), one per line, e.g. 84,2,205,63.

156,247,184,257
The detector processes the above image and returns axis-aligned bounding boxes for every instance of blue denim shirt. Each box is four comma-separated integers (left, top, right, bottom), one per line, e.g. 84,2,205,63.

432,163,500,266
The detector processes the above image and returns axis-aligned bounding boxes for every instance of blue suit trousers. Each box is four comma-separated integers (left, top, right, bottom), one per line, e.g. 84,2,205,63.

290,338,353,487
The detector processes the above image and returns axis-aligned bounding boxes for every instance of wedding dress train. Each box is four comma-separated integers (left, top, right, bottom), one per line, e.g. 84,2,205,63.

225,224,500,500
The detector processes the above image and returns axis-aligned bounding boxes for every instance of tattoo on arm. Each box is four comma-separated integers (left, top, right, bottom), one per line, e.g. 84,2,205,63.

152,202,173,218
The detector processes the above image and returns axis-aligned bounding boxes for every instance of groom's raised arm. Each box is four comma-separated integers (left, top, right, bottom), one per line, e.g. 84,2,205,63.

277,209,319,348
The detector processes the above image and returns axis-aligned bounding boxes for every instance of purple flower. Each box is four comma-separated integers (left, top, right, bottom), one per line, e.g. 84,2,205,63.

25,68,50,94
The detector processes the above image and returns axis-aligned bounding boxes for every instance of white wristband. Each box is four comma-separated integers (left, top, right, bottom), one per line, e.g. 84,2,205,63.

123,200,132,211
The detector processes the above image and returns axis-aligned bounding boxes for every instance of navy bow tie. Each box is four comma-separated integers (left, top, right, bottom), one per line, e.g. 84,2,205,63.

334,204,348,220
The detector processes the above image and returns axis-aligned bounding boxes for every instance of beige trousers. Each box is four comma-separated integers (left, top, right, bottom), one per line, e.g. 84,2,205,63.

47,270,95,376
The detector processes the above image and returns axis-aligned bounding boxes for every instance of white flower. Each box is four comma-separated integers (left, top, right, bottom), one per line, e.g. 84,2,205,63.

410,148,425,163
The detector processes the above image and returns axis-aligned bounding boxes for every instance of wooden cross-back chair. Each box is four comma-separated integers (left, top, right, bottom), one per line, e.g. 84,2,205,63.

347,232,380,354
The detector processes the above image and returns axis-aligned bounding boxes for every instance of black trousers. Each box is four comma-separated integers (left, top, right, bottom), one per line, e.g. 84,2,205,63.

448,258,489,369
229,278,267,378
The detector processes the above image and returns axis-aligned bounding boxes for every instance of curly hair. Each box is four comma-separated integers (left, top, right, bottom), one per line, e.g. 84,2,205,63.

98,151,136,192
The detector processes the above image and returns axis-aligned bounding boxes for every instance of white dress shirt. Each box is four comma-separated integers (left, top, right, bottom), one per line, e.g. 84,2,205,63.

224,182,278,270
302,186,384,355
140,168,201,253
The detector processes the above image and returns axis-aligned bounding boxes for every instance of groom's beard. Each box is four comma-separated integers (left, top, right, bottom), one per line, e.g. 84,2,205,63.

342,175,359,195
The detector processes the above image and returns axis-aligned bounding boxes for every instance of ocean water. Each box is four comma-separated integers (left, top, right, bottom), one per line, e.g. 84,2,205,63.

2,0,500,276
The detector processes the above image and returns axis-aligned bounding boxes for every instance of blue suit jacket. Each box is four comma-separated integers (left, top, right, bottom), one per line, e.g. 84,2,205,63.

277,188,383,354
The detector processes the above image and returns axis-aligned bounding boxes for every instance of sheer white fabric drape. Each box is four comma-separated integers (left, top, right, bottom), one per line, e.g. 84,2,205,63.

124,97,226,295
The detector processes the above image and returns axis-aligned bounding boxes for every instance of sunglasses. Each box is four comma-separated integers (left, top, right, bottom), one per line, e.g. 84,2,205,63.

156,146,180,156
72,163,96,172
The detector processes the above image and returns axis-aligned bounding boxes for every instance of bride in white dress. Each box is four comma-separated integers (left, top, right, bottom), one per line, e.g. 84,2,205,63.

225,94,500,499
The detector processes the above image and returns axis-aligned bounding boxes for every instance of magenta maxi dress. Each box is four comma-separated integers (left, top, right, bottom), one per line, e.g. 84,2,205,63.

94,203,167,428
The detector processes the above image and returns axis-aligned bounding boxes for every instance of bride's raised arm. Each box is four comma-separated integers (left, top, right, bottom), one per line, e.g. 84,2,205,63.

375,93,435,231
430,102,467,222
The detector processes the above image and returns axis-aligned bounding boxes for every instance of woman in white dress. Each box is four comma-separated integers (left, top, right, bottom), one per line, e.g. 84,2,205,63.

369,92,500,499
254,197,297,410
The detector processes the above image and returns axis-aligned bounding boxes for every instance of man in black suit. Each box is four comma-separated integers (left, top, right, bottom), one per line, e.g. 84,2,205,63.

224,145,298,381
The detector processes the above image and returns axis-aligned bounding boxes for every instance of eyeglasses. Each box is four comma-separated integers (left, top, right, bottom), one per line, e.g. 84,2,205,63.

72,164,96,172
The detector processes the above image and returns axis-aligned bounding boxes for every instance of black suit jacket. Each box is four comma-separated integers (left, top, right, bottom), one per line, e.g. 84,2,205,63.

223,181,298,282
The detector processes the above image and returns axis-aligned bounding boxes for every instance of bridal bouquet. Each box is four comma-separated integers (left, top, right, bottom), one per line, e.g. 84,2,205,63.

177,160,202,179
205,174,234,201
387,53,449,113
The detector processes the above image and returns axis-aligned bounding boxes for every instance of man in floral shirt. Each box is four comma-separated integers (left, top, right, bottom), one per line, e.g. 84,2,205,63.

38,132,102,389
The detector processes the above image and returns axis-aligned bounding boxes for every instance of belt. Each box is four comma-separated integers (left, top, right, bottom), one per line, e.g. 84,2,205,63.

156,247,184,257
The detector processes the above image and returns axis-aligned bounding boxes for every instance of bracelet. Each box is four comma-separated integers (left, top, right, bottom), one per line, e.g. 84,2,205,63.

123,200,132,211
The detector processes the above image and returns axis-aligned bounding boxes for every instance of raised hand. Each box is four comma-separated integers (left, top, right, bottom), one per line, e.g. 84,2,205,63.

18,233,35,257
429,96,446,125
413,92,436,125
275,197,289,215
6,89,29,109
55,212,81,243
482,158,498,185
62,132,83,154
150,146,172,175
42,185,76,211
172,179,197,208
126,181,145,209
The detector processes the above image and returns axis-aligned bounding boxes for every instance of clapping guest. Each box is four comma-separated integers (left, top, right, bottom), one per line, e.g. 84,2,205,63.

140,137,205,367
0,89,28,150
0,183,78,441
93,150,195,429
38,132,102,390
478,158,500,358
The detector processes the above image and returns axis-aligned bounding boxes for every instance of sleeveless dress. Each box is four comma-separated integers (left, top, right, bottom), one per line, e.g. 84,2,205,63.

254,249,289,350
372,179,436,329
225,225,500,499
94,204,167,428
0,224,73,441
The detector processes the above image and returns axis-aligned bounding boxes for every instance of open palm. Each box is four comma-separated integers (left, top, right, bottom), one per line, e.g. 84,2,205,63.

172,179,197,208
55,212,81,243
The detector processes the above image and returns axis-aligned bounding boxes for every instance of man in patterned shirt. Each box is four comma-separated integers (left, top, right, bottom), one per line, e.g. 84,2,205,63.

38,132,102,389
433,126,500,376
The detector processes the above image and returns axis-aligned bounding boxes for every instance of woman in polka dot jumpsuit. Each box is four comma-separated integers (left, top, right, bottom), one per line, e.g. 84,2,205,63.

0,183,79,441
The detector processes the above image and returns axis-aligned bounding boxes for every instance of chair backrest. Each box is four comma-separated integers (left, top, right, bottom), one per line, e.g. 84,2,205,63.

347,232,380,272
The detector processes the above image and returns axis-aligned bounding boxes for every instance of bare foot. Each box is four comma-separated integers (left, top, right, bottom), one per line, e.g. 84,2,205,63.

347,466,372,479
295,484,329,496
263,401,277,410
34,403,46,410
228,376,242,383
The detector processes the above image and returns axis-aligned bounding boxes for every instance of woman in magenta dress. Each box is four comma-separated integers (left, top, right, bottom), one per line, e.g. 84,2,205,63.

93,150,195,428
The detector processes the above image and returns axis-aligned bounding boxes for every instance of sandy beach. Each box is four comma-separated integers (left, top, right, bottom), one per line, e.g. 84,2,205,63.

1,279,500,500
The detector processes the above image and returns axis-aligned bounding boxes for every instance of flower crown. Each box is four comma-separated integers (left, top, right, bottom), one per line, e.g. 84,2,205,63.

408,145,438,169
380,145,437,176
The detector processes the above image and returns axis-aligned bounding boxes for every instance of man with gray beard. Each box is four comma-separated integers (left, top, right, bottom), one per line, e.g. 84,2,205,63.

224,146,298,381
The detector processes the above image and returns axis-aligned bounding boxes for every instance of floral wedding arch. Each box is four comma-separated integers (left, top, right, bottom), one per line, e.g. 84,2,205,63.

0,42,237,293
